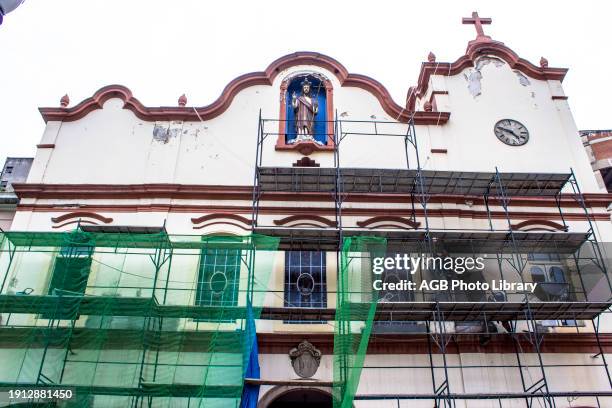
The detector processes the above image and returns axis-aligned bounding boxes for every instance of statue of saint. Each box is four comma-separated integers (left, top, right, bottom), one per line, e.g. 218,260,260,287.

289,78,322,144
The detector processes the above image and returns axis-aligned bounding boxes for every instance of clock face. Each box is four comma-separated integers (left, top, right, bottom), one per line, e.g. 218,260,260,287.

494,119,529,146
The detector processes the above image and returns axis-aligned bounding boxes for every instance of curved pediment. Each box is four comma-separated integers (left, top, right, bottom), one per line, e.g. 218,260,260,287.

39,52,449,125
39,43,566,126
51,211,113,229
510,219,568,232
406,40,568,111
191,213,252,231
357,216,420,230
273,215,337,228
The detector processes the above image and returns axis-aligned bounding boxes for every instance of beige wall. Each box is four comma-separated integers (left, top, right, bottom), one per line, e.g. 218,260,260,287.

417,56,600,192
256,352,612,408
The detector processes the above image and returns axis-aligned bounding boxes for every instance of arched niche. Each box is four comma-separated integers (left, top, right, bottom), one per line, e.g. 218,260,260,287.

276,73,335,155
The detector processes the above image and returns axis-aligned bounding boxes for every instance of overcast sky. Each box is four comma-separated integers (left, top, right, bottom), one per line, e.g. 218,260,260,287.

0,1,610,166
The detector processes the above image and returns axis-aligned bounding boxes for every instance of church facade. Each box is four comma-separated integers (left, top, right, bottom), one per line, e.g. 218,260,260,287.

0,13,611,408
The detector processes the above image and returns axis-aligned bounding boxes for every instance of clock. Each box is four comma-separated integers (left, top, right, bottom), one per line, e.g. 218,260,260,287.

494,119,529,146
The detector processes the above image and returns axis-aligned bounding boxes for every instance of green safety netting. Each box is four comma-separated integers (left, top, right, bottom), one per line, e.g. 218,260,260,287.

333,236,386,408
0,229,279,407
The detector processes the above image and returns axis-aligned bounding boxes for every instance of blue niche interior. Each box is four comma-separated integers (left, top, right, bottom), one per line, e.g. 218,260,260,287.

285,74,328,145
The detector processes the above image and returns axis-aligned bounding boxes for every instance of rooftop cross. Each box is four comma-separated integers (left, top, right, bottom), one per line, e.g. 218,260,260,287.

462,11,492,39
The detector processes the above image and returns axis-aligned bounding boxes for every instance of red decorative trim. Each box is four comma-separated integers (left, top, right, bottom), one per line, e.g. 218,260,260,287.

192,221,250,231
357,216,420,229
428,90,449,112
275,140,334,155
409,111,451,125
551,95,569,100
52,220,98,229
429,91,448,106
50,211,113,224
257,333,612,355
293,157,320,167
325,81,334,134
191,213,252,226
273,215,337,227
16,204,611,223
511,219,568,232
430,148,448,154
278,80,288,145
12,184,612,209
60,94,70,108
36,144,55,149
39,52,448,126
406,41,568,112
278,222,328,228
341,73,447,123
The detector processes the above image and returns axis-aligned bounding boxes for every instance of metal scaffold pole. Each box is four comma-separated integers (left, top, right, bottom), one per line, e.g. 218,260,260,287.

405,116,455,407
492,167,555,408
335,111,343,252
593,312,612,389
567,168,612,293
251,109,264,230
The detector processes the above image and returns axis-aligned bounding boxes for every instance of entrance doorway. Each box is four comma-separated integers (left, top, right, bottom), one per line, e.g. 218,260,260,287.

268,388,332,408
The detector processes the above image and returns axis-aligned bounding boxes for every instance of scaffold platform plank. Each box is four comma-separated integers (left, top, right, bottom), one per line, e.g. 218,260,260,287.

257,167,571,196
0,295,249,320
252,227,590,253
370,301,610,321
2,228,277,251
0,327,243,352
388,230,590,253
1,296,607,321
354,390,612,400
252,227,340,251
263,301,609,322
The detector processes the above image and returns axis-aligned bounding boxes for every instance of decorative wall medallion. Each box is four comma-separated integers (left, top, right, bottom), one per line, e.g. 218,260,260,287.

209,271,228,295
296,273,315,296
289,340,322,378
494,119,529,146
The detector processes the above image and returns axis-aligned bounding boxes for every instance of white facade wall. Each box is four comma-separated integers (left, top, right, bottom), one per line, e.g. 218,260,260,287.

1,49,611,407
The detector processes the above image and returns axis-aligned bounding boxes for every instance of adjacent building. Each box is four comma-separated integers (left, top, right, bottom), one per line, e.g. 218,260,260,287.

580,129,612,193
0,157,32,230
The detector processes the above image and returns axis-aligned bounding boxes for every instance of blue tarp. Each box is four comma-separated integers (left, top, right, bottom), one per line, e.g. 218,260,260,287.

239,303,260,408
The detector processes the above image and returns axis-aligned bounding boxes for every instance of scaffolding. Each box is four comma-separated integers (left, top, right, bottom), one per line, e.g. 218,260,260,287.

0,228,279,407
0,113,610,407
252,115,612,408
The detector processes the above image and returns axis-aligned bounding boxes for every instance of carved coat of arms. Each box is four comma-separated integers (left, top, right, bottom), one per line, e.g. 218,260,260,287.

289,340,322,378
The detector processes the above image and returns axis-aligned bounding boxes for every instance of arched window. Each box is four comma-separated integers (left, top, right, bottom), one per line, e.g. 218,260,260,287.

549,266,565,283
530,266,546,283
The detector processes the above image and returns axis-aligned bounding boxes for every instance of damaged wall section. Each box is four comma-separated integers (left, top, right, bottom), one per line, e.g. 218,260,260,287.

153,121,185,144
